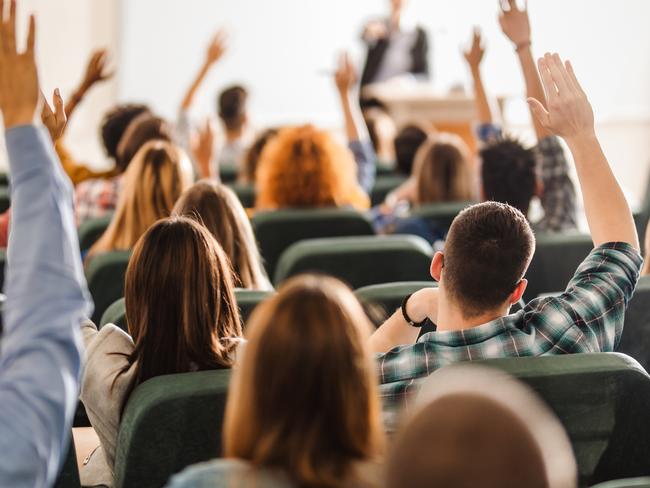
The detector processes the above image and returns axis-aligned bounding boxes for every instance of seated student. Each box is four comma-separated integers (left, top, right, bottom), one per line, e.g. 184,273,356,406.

74,106,154,226
387,366,577,488
369,54,642,424
384,123,431,205
466,3,577,232
173,181,272,290
238,128,278,184
86,141,193,259
77,217,243,487
168,275,384,488
0,6,92,485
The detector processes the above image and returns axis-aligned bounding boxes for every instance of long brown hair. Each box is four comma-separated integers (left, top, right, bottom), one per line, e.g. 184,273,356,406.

255,125,370,211
121,217,242,394
88,141,193,258
224,275,384,487
173,181,271,290
413,134,475,205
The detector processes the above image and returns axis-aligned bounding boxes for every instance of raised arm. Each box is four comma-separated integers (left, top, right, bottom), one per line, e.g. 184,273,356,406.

335,52,376,191
463,28,491,125
65,49,113,121
499,0,552,140
0,4,92,486
528,54,639,250
180,31,227,112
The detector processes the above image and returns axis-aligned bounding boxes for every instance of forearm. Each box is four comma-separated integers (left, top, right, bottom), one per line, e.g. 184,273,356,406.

181,63,210,111
567,133,639,250
338,89,368,143
470,66,492,124
64,81,90,121
517,46,553,140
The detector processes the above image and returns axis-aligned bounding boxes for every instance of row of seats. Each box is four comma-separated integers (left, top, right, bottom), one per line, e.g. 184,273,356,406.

55,352,650,488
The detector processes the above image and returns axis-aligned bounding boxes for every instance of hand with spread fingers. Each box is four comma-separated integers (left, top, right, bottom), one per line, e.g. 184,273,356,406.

463,27,485,72
0,0,40,129
41,89,67,142
527,53,595,142
498,0,531,48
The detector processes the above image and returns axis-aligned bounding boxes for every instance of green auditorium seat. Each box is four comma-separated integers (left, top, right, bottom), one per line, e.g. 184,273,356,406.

466,353,650,486
274,235,434,288
591,479,650,488
355,281,437,326
0,249,5,293
376,162,398,177
523,233,593,301
0,185,10,213
100,297,127,331
227,182,256,208
77,214,113,252
410,201,474,231
54,434,80,488
370,174,408,206
252,208,374,279
113,370,230,488
85,250,131,324
616,276,650,370
0,172,9,186
219,163,238,183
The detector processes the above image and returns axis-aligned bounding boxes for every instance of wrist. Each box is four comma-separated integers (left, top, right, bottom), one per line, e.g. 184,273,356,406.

3,110,38,129
564,131,599,152
515,41,532,54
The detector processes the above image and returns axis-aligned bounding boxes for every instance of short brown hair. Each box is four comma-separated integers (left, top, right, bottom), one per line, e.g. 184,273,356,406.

115,113,174,172
443,202,535,317
224,275,384,487
218,85,248,131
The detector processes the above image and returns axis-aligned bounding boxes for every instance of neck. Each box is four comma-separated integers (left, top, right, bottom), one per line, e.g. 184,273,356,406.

225,127,243,143
390,12,401,31
436,293,509,332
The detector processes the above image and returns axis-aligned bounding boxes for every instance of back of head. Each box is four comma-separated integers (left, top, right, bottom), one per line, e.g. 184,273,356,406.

240,128,278,184
116,113,174,172
101,104,150,161
224,275,384,488
89,141,193,255
173,181,269,290
394,124,429,176
414,134,474,205
124,217,242,388
443,202,535,318
481,136,537,216
387,365,577,488
218,85,248,132
363,107,397,162
255,125,368,210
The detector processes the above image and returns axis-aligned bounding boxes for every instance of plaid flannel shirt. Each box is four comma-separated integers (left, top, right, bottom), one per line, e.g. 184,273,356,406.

74,176,123,227
377,242,642,426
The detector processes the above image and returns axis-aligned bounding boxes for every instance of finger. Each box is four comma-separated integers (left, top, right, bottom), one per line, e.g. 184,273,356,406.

527,98,551,127
565,60,586,96
53,88,65,119
6,0,16,54
508,0,518,11
498,0,509,12
25,14,35,54
548,53,571,95
537,56,558,101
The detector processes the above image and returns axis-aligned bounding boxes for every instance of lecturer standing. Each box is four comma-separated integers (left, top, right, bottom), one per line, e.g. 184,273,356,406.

360,0,431,87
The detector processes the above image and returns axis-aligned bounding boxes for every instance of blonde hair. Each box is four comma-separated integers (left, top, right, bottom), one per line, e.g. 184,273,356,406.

173,181,271,291
88,141,193,258
413,134,475,205
255,125,370,210
224,275,384,487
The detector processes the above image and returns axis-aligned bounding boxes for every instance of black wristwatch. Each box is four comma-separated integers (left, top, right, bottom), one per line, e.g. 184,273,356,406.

401,293,427,328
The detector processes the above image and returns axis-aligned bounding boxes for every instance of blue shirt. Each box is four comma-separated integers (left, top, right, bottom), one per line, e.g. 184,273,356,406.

0,125,92,486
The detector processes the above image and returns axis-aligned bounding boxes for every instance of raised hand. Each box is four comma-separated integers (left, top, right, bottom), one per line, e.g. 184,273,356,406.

191,118,216,179
0,0,39,129
204,30,227,68
498,0,531,47
41,89,67,142
463,28,485,71
81,49,113,89
527,53,595,142
334,52,357,94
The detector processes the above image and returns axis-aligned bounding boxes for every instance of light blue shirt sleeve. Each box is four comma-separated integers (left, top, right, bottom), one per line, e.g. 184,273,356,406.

0,125,92,487
348,139,376,193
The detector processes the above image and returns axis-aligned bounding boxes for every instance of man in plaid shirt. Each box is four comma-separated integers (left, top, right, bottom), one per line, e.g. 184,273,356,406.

369,52,643,425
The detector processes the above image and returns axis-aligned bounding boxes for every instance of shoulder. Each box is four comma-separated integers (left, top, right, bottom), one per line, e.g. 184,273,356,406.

167,459,292,488
83,324,134,382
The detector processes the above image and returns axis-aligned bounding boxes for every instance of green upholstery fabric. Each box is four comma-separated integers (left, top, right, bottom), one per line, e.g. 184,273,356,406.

227,182,256,208
523,233,593,301
355,281,437,326
252,208,374,279
591,478,650,488
410,201,474,231
616,276,650,370
274,235,434,288
467,353,650,486
77,214,113,252
100,297,127,331
0,172,8,186
376,163,398,177
0,185,10,213
219,163,238,183
85,250,131,324
53,434,80,488
0,248,6,293
113,370,230,488
370,175,408,206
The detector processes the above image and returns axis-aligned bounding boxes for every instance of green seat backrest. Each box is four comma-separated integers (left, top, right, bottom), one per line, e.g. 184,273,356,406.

355,281,437,326
370,175,408,206
54,434,80,488
275,235,433,288
523,233,593,301
99,289,275,333
85,250,131,324
226,182,256,208
219,163,238,183
616,276,650,370
592,478,650,488
466,353,650,486
0,172,9,186
252,208,374,279
114,370,230,488
0,185,10,213
0,248,6,293
410,201,474,231
78,214,113,252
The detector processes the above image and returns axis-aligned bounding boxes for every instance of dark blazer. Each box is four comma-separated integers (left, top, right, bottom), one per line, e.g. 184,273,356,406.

360,25,430,87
